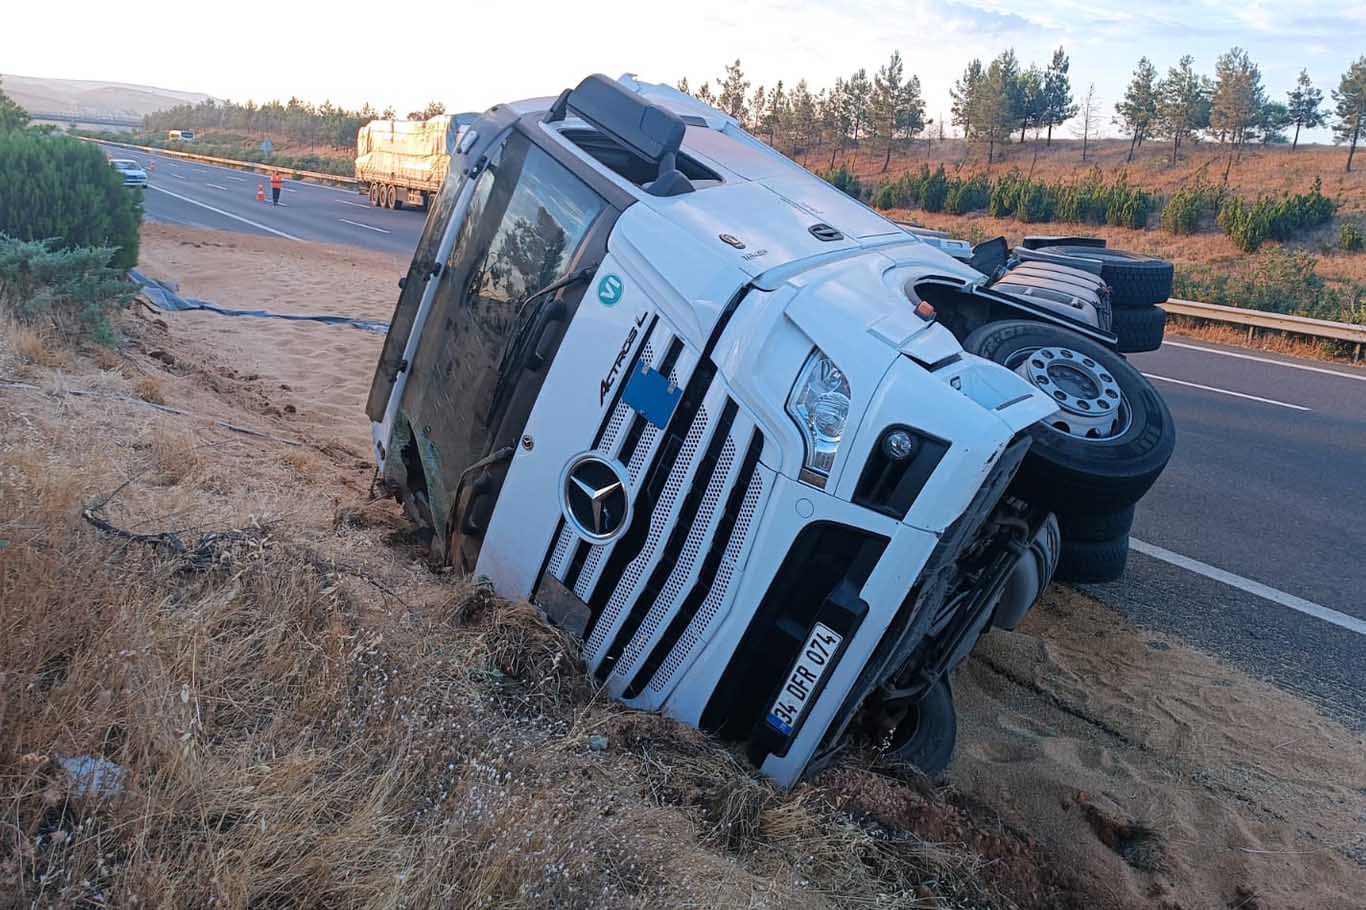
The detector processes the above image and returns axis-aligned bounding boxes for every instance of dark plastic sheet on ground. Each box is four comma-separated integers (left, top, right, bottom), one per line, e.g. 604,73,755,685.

130,270,389,335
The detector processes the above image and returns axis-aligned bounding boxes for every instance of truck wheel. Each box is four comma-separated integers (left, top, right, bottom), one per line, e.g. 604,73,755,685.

1058,504,1135,542
964,320,1175,514
1030,245,1173,309
384,185,397,209
368,184,379,206
881,680,956,776
1111,305,1166,353
1054,534,1130,583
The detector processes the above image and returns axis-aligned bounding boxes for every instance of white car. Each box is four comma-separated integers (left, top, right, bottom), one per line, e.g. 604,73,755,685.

364,75,1174,787
109,158,148,189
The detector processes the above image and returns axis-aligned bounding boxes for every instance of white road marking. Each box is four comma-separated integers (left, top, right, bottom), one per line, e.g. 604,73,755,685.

206,183,227,190
1142,373,1311,411
223,175,246,182
338,218,389,234
172,173,186,180
147,185,300,241
1129,539,1366,637
1163,340,1366,382
336,200,371,208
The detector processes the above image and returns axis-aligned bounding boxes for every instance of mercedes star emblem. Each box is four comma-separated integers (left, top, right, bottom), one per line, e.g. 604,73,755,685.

563,454,631,541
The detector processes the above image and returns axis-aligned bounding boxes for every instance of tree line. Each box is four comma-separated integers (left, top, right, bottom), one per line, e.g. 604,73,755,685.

679,52,1366,173
141,97,449,150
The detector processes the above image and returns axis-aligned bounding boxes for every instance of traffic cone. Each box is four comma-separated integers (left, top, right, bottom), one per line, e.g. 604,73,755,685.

257,182,266,202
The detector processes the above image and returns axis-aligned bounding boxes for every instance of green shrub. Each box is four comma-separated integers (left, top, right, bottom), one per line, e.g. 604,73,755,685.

0,235,134,344
1174,249,1365,324
1161,177,1222,235
1342,221,1364,252
0,131,143,268
1216,179,1336,252
945,174,990,214
871,182,902,210
820,165,865,200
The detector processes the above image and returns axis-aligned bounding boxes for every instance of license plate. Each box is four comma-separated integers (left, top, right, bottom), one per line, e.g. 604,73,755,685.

765,623,843,737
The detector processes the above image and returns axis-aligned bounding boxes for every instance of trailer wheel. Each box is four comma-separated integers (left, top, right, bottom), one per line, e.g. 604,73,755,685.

368,183,379,206
384,185,397,209
964,320,1175,514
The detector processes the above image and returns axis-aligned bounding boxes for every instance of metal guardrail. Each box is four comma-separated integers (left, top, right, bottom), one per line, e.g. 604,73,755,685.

77,136,359,187
1160,299,1366,361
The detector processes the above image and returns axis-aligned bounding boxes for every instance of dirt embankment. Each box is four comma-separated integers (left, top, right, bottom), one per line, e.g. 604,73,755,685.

1,225,1362,909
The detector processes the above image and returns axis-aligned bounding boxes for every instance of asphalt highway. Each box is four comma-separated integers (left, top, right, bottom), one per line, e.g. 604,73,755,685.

1101,339,1366,727
105,142,1366,728
100,143,426,257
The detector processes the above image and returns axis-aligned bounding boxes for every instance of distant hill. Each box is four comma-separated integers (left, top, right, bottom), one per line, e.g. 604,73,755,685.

1,73,212,120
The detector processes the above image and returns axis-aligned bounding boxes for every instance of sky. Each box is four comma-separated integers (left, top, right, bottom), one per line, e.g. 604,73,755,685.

4,0,1363,142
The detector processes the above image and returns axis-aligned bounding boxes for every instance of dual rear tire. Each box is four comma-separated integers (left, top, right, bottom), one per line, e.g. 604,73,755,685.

964,320,1175,583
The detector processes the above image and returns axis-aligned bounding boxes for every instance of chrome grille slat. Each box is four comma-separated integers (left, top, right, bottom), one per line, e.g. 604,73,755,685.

605,433,739,696
572,345,697,600
585,378,728,665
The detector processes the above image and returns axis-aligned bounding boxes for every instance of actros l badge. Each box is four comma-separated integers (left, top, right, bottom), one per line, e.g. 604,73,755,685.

562,453,632,542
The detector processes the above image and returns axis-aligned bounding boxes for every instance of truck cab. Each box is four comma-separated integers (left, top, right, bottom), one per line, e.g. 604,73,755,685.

364,75,1171,786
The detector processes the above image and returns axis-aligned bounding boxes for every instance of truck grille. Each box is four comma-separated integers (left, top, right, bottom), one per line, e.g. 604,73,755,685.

541,323,768,708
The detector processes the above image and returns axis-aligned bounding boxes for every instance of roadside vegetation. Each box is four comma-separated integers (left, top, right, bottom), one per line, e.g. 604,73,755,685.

0,81,142,346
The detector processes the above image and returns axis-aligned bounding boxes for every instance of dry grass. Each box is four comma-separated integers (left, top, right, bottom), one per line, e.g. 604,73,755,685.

0,313,1090,910
134,375,166,405
9,324,72,371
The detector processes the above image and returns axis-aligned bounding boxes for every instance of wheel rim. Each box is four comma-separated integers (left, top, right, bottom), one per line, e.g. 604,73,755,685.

1010,346,1132,439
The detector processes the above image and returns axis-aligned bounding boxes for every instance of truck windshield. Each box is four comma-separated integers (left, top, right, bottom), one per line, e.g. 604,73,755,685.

399,129,607,538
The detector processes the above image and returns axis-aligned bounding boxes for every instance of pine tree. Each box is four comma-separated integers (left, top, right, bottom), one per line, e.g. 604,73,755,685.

0,78,31,132
1042,47,1077,146
1157,55,1211,165
1257,101,1291,144
1333,56,1366,172
1210,46,1264,173
696,82,716,107
845,69,872,147
1286,69,1325,151
1017,65,1046,143
950,59,984,140
717,59,749,121
789,80,816,163
749,84,766,132
871,52,905,172
676,77,691,96
1115,58,1159,162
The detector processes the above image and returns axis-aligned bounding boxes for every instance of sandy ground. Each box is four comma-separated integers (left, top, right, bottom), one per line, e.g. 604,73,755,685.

91,225,1366,907
134,224,405,456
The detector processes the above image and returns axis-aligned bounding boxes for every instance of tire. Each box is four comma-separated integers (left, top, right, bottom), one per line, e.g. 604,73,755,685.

881,680,957,775
1058,504,1135,542
1034,246,1173,309
384,185,397,209
1054,534,1130,583
1111,305,1167,354
963,320,1176,514
368,184,379,206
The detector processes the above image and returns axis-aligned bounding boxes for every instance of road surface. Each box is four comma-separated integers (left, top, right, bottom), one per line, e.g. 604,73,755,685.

1105,339,1366,726
101,143,426,258
104,141,1366,727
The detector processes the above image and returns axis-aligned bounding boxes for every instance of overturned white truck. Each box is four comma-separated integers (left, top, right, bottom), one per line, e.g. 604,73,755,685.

365,75,1175,786
355,112,477,210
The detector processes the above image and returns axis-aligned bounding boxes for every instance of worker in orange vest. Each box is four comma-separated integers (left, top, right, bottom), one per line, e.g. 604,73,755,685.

270,172,283,206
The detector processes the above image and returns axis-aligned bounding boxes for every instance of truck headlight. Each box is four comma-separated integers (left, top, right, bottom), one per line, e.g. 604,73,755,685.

786,348,851,488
